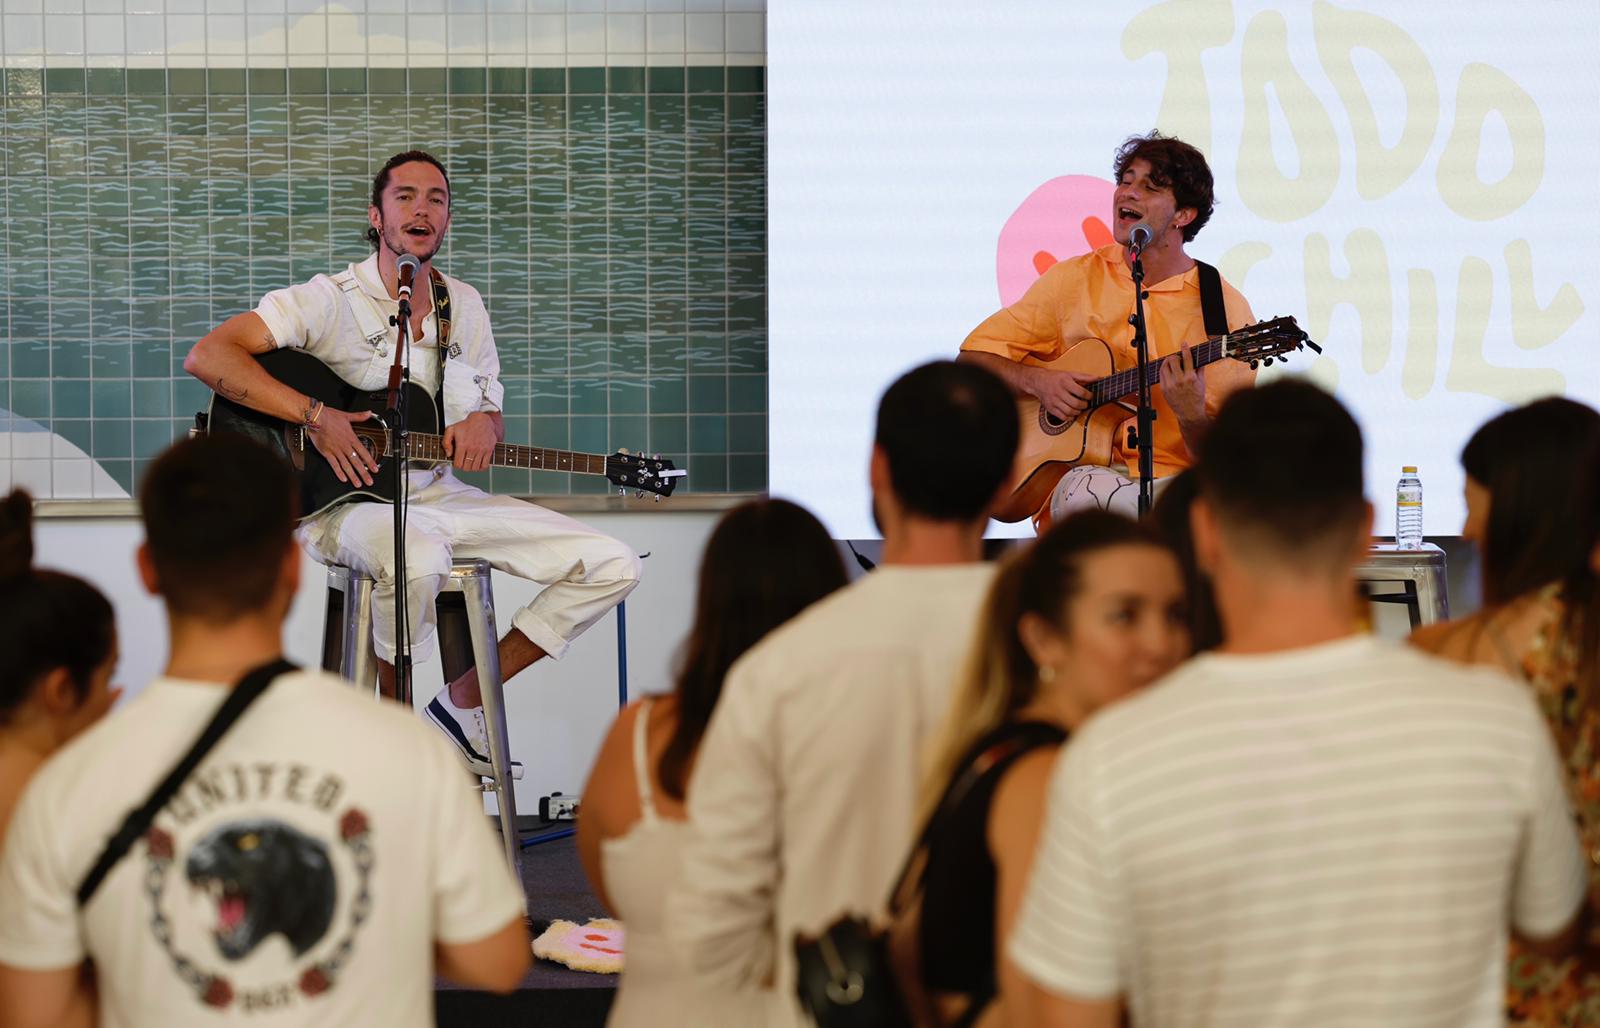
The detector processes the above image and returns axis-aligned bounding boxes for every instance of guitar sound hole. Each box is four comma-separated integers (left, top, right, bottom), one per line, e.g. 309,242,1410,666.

1038,408,1071,436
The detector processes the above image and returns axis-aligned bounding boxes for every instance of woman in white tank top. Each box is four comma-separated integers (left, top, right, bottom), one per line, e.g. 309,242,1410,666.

577,500,849,1027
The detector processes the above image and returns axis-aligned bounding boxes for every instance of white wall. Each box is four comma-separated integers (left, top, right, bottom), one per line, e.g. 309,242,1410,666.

35,509,721,813
38,510,1483,815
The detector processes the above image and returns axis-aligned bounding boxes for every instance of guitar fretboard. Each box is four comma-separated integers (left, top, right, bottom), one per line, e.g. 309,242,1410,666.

1086,337,1227,408
395,432,609,476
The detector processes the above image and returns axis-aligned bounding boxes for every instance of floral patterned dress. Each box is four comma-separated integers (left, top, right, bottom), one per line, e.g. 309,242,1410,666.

1505,586,1600,1027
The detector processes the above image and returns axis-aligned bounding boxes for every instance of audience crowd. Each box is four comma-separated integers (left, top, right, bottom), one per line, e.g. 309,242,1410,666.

0,360,1597,1028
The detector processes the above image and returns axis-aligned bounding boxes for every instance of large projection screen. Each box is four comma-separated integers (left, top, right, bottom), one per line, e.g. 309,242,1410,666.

768,1,1600,540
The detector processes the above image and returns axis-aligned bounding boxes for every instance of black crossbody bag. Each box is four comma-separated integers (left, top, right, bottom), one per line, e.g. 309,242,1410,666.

75,659,297,907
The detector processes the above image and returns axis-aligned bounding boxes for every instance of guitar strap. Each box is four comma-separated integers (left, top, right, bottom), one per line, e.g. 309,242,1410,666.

429,269,452,425
1195,260,1228,339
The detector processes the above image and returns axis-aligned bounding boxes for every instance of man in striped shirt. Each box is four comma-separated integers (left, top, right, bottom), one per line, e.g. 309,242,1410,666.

1010,381,1588,1027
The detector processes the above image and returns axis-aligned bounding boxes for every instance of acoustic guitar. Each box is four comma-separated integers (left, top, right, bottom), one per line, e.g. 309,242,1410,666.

993,316,1319,523
201,348,683,521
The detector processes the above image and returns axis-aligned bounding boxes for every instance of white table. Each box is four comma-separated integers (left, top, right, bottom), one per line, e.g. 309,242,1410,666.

1355,542,1450,629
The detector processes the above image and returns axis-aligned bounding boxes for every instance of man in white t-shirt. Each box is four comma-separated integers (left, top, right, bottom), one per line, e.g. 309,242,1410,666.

0,435,529,1028
184,151,640,774
667,361,1020,1026
1010,381,1588,1028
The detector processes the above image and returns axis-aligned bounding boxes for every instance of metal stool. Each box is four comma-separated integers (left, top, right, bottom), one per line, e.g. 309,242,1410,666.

321,558,522,879
1355,542,1450,629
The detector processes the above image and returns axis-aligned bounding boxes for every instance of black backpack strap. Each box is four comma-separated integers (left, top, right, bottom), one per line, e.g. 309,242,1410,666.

75,658,297,907
1195,260,1228,339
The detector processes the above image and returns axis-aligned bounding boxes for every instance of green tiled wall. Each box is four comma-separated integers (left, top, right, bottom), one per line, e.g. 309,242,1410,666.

0,64,766,496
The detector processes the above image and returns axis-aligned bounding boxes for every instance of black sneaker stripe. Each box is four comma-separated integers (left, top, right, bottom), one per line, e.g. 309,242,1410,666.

426,698,491,763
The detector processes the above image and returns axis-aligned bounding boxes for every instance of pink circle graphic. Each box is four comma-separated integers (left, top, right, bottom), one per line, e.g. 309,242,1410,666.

995,175,1118,306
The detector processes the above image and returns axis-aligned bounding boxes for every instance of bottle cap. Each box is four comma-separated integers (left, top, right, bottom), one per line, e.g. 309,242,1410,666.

1402,466,1417,473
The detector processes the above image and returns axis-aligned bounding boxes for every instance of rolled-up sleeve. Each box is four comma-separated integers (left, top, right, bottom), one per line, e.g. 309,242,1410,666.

666,658,780,992
960,262,1069,364
441,282,504,427
254,276,338,352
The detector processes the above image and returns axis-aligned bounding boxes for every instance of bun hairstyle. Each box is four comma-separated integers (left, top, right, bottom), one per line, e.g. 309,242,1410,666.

0,490,116,723
0,489,36,584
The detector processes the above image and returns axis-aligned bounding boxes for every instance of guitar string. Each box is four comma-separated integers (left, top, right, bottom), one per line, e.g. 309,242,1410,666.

1086,322,1296,407
356,427,610,475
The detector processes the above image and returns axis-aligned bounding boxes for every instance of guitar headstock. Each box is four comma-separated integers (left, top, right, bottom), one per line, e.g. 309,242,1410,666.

1219,316,1323,370
606,452,684,499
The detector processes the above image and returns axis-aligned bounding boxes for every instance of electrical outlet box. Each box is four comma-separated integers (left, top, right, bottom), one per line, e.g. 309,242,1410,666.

539,791,580,821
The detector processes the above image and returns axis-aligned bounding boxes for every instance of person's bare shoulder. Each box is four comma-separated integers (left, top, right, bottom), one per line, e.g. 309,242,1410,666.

1408,619,1461,655
987,748,1060,863
582,699,650,839
1409,612,1508,671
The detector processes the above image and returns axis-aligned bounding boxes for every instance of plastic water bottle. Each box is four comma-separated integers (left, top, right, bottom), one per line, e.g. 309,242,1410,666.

1396,467,1423,549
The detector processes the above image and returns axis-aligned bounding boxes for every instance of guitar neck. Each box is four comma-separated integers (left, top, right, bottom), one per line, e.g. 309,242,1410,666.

401,432,610,476
1086,336,1227,409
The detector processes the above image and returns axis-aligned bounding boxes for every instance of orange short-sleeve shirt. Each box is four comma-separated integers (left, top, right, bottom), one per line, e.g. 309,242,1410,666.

961,244,1257,478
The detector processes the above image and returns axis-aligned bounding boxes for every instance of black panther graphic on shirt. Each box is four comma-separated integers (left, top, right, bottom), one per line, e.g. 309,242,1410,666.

185,819,337,960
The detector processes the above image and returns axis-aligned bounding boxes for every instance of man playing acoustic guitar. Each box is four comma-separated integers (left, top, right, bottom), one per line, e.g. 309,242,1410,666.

959,132,1258,525
185,151,640,775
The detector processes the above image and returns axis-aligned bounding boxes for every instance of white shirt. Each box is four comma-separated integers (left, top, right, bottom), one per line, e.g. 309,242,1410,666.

0,670,525,1028
667,563,996,1027
254,253,504,429
1010,635,1588,1028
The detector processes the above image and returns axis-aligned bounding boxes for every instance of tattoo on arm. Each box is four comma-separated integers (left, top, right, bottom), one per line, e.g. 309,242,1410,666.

243,330,277,355
216,378,249,402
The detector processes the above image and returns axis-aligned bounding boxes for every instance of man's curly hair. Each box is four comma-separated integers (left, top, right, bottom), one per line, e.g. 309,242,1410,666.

1112,132,1215,242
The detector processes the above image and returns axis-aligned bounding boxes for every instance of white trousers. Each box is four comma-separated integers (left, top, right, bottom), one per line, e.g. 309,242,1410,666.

1048,465,1175,522
298,467,641,664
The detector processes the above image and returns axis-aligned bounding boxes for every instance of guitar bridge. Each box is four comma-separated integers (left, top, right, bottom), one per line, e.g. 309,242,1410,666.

282,425,308,471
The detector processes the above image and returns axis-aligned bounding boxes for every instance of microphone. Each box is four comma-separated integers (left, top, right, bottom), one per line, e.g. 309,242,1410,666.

1128,222,1153,256
396,252,421,301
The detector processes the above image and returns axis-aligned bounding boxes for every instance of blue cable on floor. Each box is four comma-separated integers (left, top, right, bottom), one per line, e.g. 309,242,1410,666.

521,826,574,849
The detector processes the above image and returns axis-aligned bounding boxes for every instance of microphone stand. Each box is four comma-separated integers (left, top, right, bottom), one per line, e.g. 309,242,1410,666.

1127,246,1157,517
384,286,413,705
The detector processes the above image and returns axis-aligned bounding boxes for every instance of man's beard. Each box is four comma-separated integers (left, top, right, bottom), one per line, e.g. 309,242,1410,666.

382,222,443,264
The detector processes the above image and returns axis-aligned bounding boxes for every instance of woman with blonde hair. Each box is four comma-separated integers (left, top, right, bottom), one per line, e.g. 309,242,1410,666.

905,510,1191,1027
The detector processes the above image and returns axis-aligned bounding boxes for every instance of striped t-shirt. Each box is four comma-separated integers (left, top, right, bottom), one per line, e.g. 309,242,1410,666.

1010,635,1586,1027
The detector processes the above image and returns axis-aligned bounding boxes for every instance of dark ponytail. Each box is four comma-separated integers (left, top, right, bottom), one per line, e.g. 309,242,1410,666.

657,499,848,801
0,490,116,722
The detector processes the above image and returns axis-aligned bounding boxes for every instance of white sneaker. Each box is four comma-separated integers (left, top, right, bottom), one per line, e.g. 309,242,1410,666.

426,686,496,774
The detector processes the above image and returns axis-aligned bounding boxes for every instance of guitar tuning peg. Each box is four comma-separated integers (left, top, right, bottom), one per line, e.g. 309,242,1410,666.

653,494,661,502
1249,360,1259,370
1263,357,1273,367
635,489,646,499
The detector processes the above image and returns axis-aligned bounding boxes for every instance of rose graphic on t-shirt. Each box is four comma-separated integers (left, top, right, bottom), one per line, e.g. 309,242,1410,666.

995,174,1118,306
141,777,375,1014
